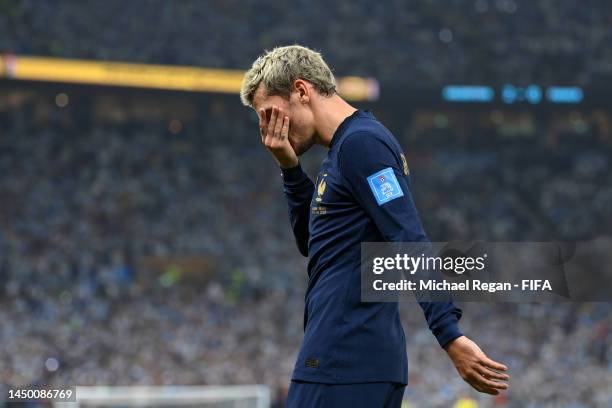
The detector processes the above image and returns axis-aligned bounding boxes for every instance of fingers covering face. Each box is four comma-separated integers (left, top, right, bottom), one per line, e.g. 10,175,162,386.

259,106,289,143
267,107,279,137
282,115,289,139
258,109,267,142
274,109,284,138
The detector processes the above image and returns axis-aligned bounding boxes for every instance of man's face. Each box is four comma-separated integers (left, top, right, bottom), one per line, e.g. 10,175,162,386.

252,83,316,156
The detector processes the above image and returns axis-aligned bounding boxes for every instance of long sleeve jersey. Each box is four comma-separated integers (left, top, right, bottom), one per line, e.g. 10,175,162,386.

281,109,463,385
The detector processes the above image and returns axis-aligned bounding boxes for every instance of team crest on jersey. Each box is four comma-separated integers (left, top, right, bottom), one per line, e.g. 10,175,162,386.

315,173,328,202
367,167,404,205
400,153,410,175
316,178,326,202
312,173,328,214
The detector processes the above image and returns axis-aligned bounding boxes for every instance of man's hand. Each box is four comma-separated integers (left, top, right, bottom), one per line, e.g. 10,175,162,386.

259,106,298,168
445,335,510,395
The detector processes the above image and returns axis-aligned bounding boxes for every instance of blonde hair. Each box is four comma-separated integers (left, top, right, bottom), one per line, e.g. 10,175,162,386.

240,45,337,107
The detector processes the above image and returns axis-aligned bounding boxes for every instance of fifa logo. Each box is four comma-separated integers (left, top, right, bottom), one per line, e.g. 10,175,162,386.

378,175,394,198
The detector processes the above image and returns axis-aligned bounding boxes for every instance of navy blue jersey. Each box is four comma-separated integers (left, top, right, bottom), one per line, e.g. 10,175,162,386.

281,109,463,384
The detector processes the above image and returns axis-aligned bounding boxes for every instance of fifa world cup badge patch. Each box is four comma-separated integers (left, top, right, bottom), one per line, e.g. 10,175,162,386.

367,167,404,205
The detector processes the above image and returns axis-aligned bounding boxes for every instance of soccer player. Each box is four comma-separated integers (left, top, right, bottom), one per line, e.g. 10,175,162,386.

240,45,509,407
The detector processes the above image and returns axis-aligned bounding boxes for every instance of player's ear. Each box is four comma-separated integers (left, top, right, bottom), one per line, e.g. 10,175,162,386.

293,79,310,104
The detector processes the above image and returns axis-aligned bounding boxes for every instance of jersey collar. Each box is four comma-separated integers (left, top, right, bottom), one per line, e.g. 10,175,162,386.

329,109,370,149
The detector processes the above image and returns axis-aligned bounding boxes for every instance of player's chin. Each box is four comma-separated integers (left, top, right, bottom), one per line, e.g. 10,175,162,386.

293,139,314,156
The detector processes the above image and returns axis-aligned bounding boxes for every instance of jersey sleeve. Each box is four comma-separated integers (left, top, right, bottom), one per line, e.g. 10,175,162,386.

281,163,314,257
338,131,463,348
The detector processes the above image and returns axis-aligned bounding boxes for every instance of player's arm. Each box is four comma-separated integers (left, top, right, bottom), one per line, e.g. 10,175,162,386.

259,106,313,256
338,131,509,394
338,131,463,344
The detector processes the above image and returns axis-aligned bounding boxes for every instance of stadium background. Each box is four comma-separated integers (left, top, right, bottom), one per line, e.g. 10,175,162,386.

0,1,611,407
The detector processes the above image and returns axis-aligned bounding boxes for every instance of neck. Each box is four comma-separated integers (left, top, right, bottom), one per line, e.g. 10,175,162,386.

312,94,358,147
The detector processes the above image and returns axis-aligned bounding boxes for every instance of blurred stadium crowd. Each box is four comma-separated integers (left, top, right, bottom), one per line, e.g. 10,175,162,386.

0,95,610,407
1,0,612,86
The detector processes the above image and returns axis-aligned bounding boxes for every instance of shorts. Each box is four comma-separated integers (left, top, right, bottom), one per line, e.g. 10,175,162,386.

286,380,406,408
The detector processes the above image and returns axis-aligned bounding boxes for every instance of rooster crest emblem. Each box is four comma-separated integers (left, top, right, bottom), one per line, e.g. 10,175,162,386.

316,179,326,202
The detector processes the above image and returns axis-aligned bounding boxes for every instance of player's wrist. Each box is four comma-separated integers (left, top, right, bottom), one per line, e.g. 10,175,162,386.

443,334,466,352
434,316,464,349
280,161,306,183
276,155,299,169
